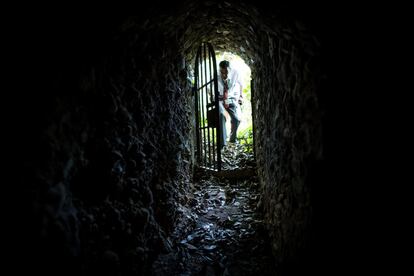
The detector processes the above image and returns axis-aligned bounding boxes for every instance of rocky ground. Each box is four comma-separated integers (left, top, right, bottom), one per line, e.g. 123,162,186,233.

153,143,276,275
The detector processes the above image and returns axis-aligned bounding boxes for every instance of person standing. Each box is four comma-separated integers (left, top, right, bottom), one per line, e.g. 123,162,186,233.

217,60,243,149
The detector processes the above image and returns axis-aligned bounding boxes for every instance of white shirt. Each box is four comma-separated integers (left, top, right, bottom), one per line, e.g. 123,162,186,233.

218,68,243,100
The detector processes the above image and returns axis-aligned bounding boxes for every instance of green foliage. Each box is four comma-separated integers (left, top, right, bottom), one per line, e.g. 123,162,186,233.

243,82,251,102
237,125,253,153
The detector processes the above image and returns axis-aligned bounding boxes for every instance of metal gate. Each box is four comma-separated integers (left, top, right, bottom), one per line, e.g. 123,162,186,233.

194,43,221,171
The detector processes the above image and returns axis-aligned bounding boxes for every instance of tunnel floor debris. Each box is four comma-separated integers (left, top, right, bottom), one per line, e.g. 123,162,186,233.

153,143,276,275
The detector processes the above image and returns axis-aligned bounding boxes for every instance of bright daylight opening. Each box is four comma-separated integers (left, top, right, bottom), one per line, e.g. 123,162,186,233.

216,51,253,150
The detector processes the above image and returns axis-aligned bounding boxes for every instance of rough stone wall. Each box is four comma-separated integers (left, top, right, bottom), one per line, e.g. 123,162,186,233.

12,16,194,275
252,21,323,267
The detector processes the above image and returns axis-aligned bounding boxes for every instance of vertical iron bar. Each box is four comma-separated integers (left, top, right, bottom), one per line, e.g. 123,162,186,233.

208,43,221,171
204,43,212,169
200,45,207,168
194,47,201,164
208,45,216,170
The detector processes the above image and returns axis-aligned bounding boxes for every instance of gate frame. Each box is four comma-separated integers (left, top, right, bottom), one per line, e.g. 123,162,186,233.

194,42,221,171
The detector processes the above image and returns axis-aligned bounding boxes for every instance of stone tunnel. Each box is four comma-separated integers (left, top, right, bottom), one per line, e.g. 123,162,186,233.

6,1,375,275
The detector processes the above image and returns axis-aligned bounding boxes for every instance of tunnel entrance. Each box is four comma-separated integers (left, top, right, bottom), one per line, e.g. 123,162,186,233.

194,43,254,173
215,51,254,173
215,51,253,151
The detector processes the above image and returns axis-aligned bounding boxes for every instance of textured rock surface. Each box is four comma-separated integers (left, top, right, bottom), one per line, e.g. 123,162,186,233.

12,15,194,275
252,26,323,266
10,2,326,275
